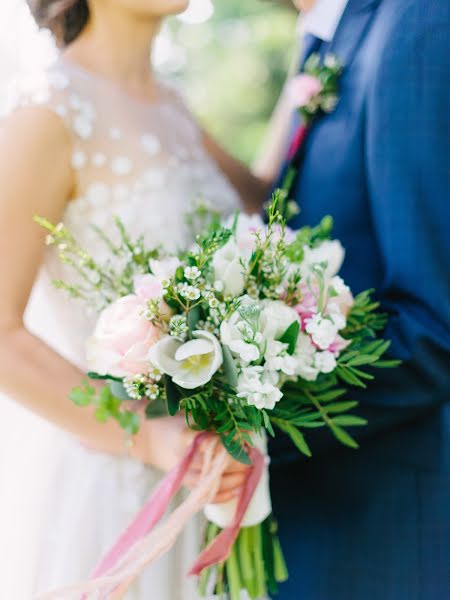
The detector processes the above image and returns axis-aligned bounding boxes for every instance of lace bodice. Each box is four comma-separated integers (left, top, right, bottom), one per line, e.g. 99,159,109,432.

7,58,242,368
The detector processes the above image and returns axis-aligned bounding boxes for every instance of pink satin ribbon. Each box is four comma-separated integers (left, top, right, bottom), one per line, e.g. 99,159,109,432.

189,444,265,576
35,433,264,600
287,123,308,161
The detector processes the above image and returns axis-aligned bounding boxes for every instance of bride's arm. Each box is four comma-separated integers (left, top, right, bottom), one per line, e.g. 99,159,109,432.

0,107,129,456
201,132,271,214
0,107,247,502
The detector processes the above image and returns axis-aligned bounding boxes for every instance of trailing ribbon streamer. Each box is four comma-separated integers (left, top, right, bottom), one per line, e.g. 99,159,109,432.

35,434,264,600
189,444,265,576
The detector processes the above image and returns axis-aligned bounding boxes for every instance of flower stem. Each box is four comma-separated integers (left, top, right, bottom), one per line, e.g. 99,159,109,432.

226,542,242,600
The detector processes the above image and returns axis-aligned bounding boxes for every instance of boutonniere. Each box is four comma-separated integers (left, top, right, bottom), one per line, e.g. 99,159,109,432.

288,53,343,127
279,53,343,220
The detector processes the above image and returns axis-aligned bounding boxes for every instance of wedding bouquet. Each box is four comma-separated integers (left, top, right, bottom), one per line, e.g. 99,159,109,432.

37,194,398,599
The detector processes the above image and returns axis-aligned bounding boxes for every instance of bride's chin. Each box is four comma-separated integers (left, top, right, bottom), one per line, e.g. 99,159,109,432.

157,0,190,17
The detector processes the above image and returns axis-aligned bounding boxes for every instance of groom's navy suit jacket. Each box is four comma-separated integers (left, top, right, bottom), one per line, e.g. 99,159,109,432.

270,1,450,598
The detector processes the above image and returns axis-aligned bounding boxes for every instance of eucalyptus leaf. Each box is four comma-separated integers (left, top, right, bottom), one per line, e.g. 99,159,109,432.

109,381,132,401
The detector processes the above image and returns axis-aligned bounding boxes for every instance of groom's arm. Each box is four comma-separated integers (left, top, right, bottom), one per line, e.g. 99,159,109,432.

361,9,450,415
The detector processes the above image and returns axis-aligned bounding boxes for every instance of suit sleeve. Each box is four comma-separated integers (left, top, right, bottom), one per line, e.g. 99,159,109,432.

361,15,450,413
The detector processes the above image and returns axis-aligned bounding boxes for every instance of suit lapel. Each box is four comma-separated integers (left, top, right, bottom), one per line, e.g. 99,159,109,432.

327,0,382,69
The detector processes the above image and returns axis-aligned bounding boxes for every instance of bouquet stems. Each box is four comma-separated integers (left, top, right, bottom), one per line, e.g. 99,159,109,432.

199,516,288,599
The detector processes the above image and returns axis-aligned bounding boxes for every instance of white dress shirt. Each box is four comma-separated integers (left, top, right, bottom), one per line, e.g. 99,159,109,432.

299,0,350,42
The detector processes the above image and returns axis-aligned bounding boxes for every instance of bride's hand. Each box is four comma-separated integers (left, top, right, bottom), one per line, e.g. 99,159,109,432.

135,416,249,504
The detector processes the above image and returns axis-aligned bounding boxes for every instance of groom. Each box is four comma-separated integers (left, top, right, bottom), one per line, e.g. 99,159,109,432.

269,0,450,598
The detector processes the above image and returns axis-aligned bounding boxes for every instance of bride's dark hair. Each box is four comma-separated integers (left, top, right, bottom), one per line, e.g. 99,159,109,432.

28,0,89,46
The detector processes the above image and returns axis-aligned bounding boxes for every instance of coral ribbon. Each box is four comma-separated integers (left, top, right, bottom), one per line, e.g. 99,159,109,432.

35,434,264,600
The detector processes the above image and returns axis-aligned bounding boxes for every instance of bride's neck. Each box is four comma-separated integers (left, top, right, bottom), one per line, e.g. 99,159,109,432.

63,12,162,90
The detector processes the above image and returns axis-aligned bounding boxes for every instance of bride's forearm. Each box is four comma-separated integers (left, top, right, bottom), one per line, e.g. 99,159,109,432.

0,325,130,457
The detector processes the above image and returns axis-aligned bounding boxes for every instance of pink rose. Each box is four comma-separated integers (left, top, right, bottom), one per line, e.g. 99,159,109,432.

288,74,322,108
86,295,161,377
134,274,164,301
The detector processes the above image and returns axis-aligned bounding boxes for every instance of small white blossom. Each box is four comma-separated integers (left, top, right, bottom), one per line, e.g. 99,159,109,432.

236,367,283,411
264,340,298,376
314,351,337,374
184,266,201,281
305,314,339,350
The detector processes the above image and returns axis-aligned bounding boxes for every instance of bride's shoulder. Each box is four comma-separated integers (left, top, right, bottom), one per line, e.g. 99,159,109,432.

0,67,74,180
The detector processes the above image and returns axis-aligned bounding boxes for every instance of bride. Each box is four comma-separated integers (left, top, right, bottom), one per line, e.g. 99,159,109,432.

0,0,272,597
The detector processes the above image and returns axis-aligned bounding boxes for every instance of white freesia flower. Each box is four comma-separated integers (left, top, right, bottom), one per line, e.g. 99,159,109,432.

314,350,337,374
149,256,181,283
264,340,298,376
305,314,339,350
260,300,300,341
148,330,223,389
212,240,246,297
236,367,282,410
293,333,319,382
301,240,345,278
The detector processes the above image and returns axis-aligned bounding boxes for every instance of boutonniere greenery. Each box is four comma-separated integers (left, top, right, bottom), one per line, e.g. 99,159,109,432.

288,53,344,126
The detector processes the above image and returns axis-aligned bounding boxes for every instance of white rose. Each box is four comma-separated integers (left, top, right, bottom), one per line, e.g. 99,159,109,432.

305,314,339,350
148,330,223,389
302,240,345,278
212,240,246,297
314,350,337,374
260,300,300,341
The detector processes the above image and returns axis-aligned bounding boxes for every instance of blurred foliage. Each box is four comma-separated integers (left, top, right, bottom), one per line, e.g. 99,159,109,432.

162,1,297,164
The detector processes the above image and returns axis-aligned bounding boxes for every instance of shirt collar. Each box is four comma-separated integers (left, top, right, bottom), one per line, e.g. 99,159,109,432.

298,0,350,42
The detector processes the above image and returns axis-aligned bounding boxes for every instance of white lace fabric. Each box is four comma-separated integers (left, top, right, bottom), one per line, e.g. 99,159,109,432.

0,58,241,599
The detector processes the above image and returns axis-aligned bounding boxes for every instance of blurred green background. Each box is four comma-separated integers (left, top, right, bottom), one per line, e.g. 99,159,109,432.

160,1,298,165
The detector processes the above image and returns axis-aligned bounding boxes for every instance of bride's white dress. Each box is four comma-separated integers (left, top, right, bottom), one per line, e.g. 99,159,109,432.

0,58,241,599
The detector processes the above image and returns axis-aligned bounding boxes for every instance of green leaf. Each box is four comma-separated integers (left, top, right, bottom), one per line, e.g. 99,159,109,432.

330,423,359,449
69,382,95,407
279,320,300,355
274,420,312,458
109,381,131,401
221,435,252,465
336,366,367,388
373,359,402,368
87,372,122,382
222,345,239,389
262,411,275,437
324,401,359,414
119,411,140,435
164,375,181,416
346,354,381,366
187,305,202,335
332,415,368,427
